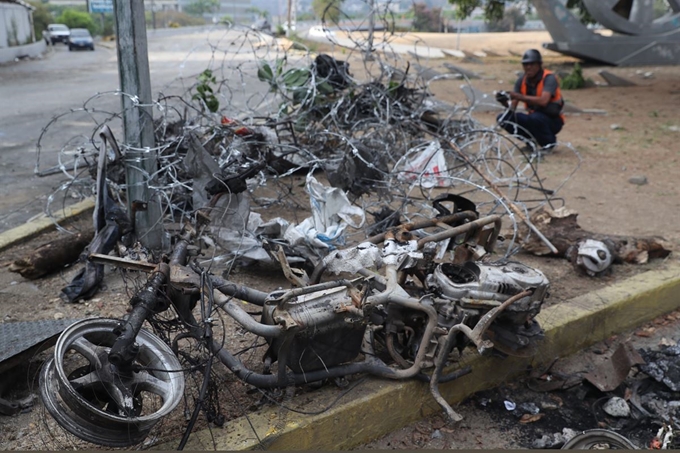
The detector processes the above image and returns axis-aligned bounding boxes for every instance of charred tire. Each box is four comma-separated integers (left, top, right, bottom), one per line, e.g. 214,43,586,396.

561,429,638,449
39,318,184,447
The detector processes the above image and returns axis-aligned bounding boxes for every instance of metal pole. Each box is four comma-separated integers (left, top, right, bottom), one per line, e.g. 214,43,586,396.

456,16,461,49
113,0,163,251
286,0,292,37
366,0,375,60
151,0,157,29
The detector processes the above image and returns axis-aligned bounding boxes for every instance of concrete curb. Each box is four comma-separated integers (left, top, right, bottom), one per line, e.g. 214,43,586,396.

0,198,95,253
167,261,680,451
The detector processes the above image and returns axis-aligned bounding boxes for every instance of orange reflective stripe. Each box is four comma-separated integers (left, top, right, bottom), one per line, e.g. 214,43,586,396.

520,69,565,123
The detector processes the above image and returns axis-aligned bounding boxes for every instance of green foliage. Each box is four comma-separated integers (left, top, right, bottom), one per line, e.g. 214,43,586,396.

219,15,234,24
448,0,594,23
447,0,505,22
257,58,334,115
486,5,525,32
246,7,269,19
56,9,96,34
184,0,220,16
561,63,586,90
566,0,596,24
150,10,206,28
192,69,220,113
654,0,672,17
312,0,344,24
297,12,315,21
96,14,115,36
411,3,443,32
28,1,54,40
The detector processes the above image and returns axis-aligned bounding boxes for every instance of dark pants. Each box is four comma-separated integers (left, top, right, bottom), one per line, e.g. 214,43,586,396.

497,110,563,147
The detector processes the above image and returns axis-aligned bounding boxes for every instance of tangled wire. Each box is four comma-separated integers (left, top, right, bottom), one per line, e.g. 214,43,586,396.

27,10,584,448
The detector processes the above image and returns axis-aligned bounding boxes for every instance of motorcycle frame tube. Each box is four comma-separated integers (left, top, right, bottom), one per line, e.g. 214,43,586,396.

366,211,479,245
207,263,440,386
416,215,501,251
211,275,269,307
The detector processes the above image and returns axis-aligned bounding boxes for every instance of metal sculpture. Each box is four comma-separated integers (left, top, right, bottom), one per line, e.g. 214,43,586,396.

533,0,680,66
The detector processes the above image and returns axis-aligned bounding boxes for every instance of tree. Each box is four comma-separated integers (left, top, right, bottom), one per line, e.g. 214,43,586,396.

184,0,220,16
28,1,54,40
486,5,526,31
312,0,344,24
246,6,269,18
411,3,443,32
448,0,595,24
56,9,96,34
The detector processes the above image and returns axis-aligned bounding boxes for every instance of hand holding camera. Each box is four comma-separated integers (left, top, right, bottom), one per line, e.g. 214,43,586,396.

495,90,510,108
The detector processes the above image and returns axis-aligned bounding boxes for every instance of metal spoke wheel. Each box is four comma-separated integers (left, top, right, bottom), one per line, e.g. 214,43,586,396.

39,318,185,447
562,429,638,450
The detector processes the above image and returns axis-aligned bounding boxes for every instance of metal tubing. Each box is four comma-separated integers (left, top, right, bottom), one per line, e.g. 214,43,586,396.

429,325,465,423
169,237,190,266
367,211,478,244
218,299,283,338
274,279,355,307
109,263,170,367
366,265,440,379
416,215,501,250
210,276,269,307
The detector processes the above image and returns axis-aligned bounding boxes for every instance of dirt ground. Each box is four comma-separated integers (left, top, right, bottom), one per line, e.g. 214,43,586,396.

358,305,680,450
1,30,679,450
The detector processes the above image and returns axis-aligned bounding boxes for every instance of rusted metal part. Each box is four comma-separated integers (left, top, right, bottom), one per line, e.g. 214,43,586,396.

417,215,501,251
273,245,309,287
169,263,201,288
88,252,200,288
88,253,156,272
429,289,533,422
584,341,646,392
367,211,478,245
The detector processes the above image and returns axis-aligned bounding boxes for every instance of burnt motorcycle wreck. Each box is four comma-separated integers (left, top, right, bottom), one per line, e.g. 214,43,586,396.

258,211,549,423
39,202,550,447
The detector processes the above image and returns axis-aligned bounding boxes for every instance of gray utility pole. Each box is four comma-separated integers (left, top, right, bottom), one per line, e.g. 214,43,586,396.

113,0,164,250
286,0,292,37
366,0,375,60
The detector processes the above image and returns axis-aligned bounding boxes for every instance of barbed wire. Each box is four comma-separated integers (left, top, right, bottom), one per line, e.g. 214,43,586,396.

25,6,585,449
34,19,580,257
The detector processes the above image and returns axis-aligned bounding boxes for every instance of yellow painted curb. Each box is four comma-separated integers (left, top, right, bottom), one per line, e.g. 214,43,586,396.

0,198,95,252
165,261,680,451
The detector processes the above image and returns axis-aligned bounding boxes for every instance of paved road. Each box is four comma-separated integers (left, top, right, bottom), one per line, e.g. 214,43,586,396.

0,26,273,233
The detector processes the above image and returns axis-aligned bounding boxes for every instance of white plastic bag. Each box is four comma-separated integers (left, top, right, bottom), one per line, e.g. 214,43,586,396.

396,140,451,188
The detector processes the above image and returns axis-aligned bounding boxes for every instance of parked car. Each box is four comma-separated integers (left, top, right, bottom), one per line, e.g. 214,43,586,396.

68,29,95,51
308,25,335,38
44,24,70,45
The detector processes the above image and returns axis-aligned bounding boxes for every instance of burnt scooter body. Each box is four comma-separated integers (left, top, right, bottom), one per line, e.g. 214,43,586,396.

40,197,549,446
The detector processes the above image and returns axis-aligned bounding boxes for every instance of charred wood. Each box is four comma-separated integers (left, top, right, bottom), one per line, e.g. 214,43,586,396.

9,229,95,279
519,207,671,264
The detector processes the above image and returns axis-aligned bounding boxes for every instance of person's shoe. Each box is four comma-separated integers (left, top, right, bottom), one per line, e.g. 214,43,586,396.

540,143,557,153
518,141,538,157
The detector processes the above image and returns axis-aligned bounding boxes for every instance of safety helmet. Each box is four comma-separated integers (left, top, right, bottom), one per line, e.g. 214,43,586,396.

521,49,543,64
575,239,613,276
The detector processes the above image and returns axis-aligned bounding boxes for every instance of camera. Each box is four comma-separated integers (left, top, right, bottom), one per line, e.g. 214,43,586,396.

494,90,510,106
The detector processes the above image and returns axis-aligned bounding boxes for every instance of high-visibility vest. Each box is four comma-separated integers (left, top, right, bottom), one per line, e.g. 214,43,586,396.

520,69,565,123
